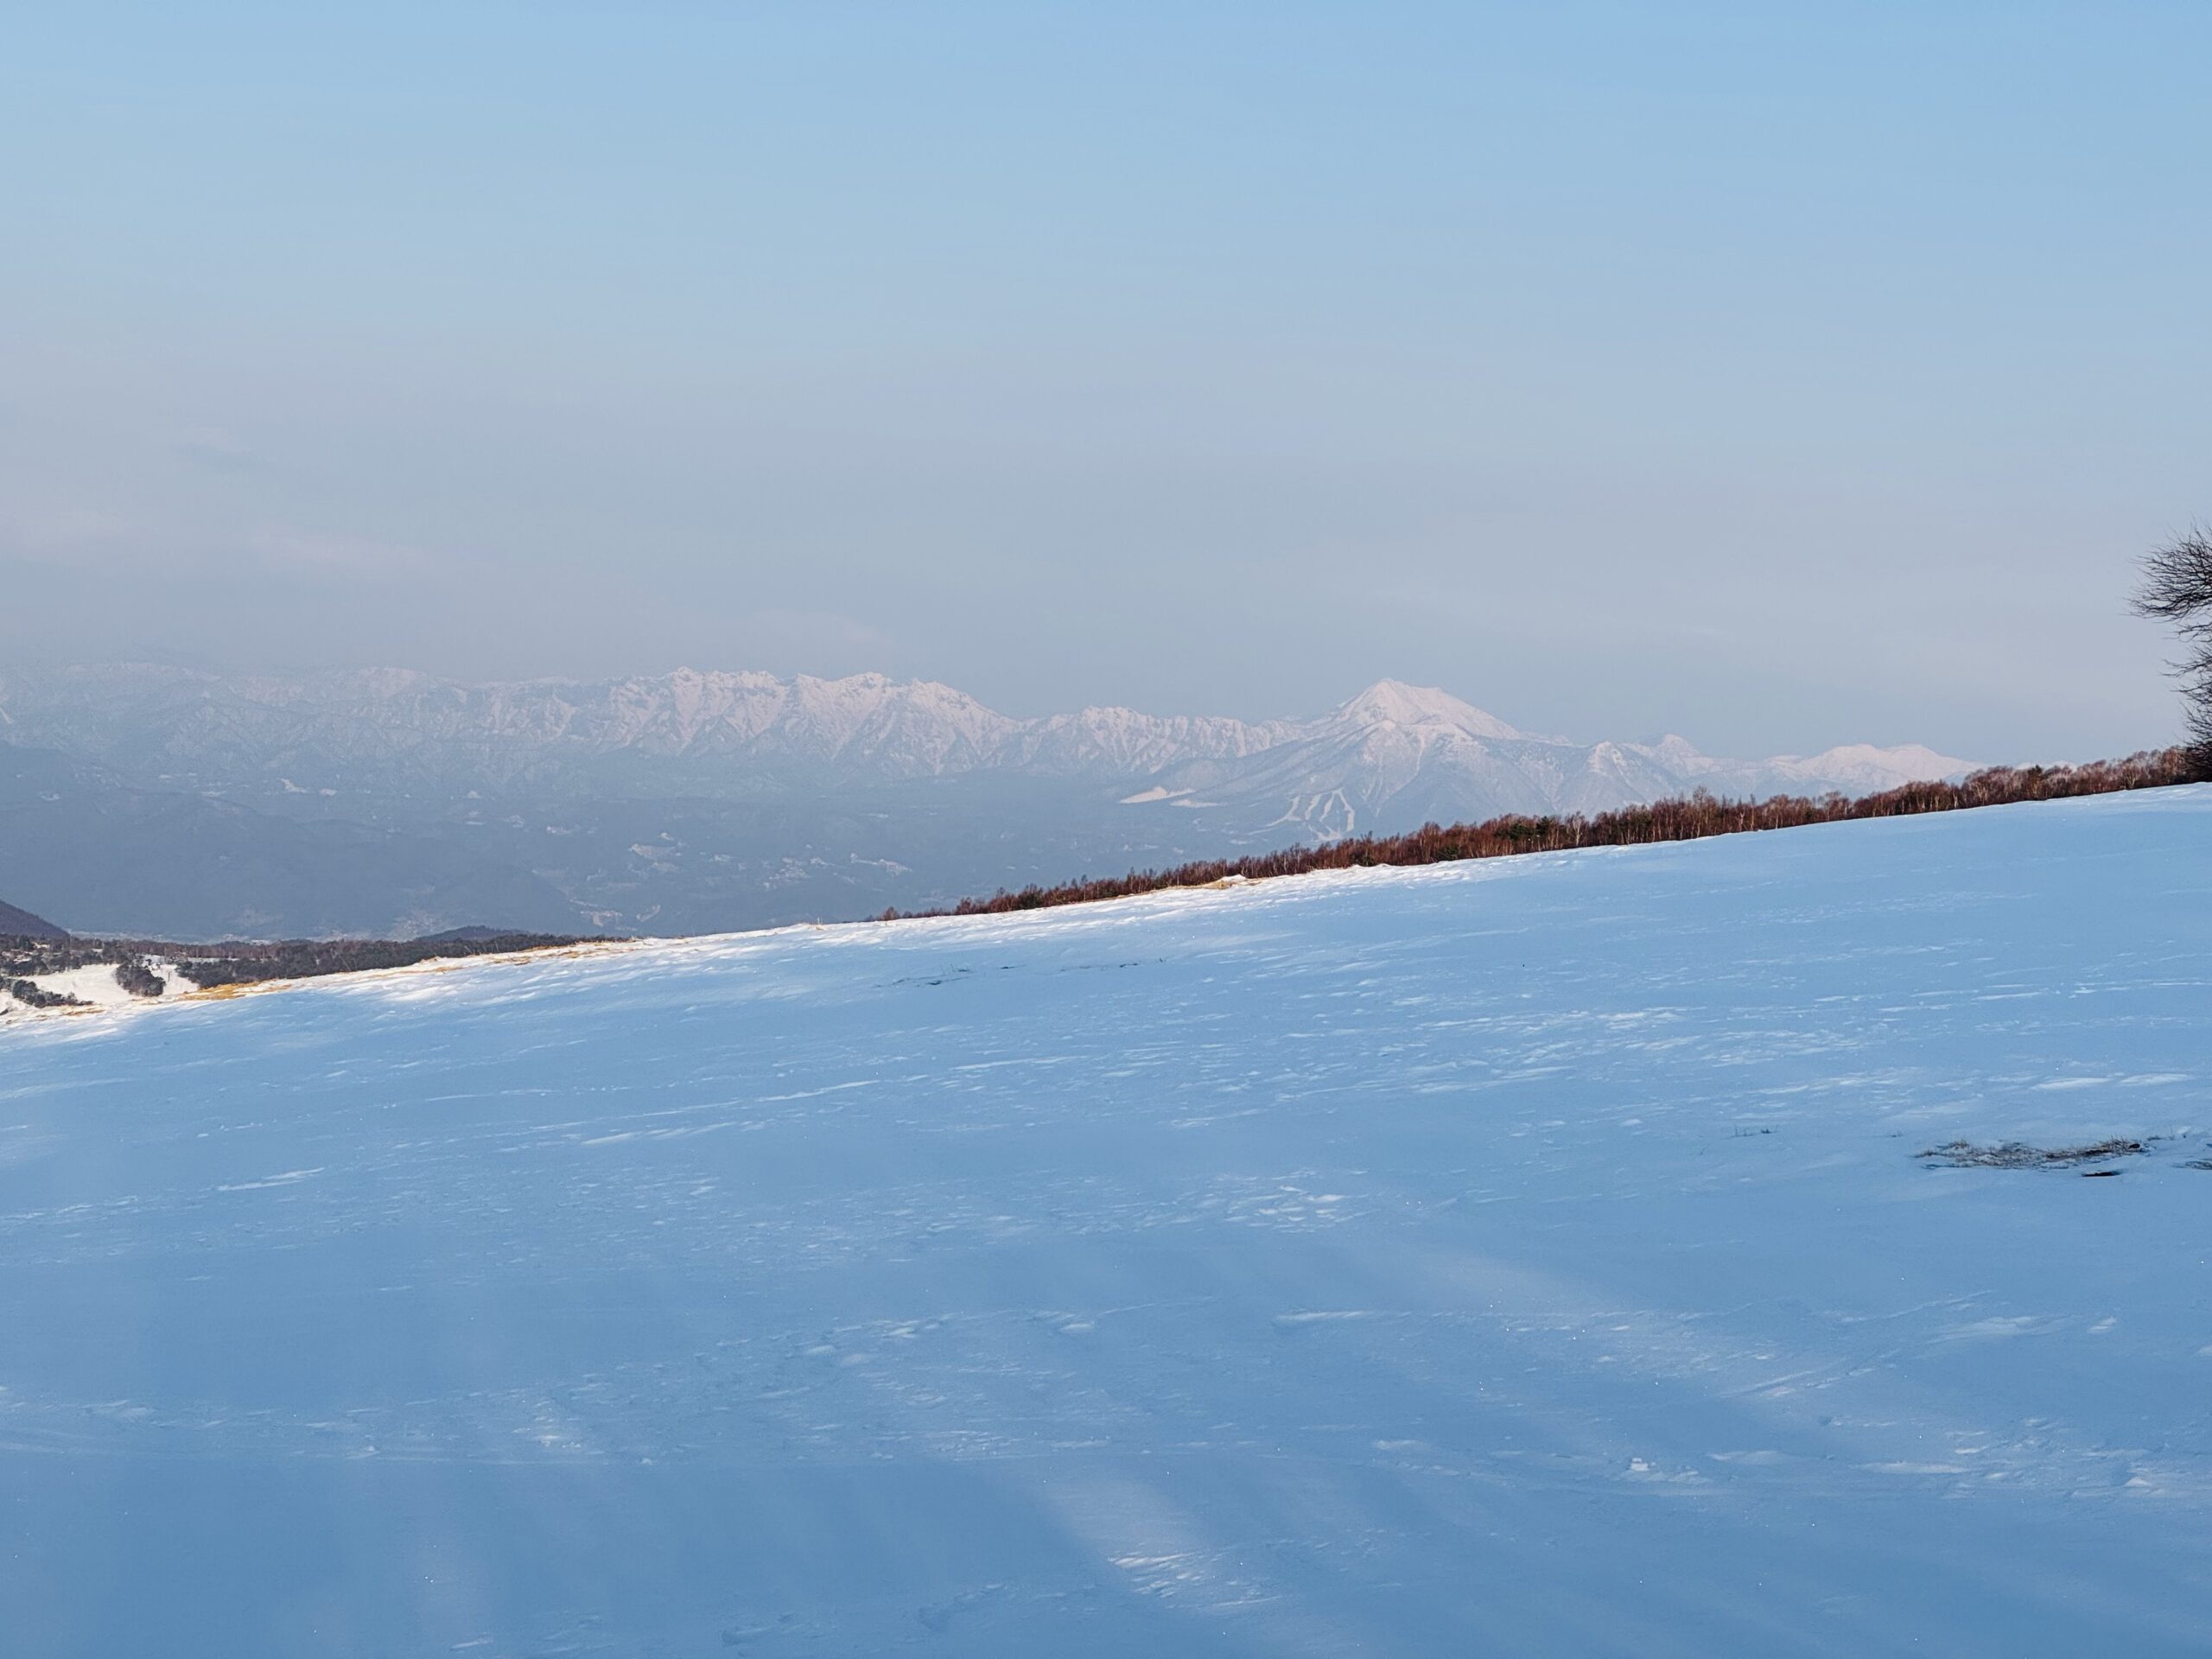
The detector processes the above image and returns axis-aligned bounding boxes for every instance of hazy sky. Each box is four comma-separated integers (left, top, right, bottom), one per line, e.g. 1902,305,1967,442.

3,3,2206,760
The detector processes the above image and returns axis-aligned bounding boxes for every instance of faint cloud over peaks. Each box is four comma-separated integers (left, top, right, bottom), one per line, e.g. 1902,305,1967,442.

238,528,433,578
0,504,140,563
748,607,892,657
0,497,434,583
171,427,259,470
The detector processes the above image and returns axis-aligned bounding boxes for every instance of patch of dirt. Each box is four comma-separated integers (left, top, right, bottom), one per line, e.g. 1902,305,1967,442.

1919,1138,2146,1170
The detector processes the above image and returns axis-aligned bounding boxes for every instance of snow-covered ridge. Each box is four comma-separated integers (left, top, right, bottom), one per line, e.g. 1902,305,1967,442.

0,664,1977,938
0,664,1967,820
1,788,2205,1653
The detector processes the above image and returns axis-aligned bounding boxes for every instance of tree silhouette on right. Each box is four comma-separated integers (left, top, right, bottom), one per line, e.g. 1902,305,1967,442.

2134,527,2212,757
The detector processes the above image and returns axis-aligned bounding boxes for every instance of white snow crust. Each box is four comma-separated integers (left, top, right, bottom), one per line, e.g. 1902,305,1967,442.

19,963,133,1009
2,787,2209,1655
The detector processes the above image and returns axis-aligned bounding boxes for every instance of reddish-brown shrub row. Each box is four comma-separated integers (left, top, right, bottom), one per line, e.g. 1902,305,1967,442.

887,748,2205,922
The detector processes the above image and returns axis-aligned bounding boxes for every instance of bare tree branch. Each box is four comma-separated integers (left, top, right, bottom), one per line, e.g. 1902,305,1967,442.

2134,527,2212,622
2135,527,2212,753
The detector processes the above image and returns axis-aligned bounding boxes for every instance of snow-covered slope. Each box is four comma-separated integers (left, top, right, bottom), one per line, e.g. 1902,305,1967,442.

3,790,2206,1656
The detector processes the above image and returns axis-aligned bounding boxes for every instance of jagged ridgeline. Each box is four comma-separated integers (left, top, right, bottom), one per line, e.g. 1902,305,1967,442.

0,664,1972,939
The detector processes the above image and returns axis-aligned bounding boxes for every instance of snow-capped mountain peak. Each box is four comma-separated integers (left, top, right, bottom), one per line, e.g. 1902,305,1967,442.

1632,734,1713,773
1767,742,1972,795
1334,679,1521,740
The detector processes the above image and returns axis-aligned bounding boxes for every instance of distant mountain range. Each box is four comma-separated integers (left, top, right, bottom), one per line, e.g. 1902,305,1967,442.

0,664,1965,939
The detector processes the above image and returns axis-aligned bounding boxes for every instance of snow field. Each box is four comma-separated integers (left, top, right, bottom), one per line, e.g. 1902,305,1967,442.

1,787,2209,1656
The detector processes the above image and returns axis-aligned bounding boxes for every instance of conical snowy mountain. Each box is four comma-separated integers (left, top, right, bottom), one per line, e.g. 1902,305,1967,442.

1332,678,1522,739
1119,678,1964,842
0,664,1968,937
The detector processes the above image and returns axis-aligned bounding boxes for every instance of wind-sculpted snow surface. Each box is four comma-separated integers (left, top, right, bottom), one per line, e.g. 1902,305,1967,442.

3,790,2210,1656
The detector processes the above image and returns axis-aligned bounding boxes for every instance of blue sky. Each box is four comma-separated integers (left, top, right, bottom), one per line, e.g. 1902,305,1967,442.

3,3,2206,759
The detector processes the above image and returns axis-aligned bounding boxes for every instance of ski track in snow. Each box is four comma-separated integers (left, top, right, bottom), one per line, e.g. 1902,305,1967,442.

2,787,2210,1656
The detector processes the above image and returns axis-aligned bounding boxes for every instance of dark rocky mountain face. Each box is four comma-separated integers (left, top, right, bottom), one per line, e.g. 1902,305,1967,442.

0,665,1964,939
0,895,67,940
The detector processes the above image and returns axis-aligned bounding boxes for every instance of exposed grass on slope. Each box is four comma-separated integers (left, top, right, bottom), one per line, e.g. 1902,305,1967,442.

1920,1138,2148,1170
889,748,2205,921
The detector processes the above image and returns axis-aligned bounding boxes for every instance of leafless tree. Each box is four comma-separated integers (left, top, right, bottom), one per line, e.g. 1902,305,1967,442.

2134,526,2212,754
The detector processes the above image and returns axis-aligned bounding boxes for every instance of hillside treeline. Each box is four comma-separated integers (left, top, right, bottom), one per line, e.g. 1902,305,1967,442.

893,749,2205,920
168,932,596,989
0,932,596,995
